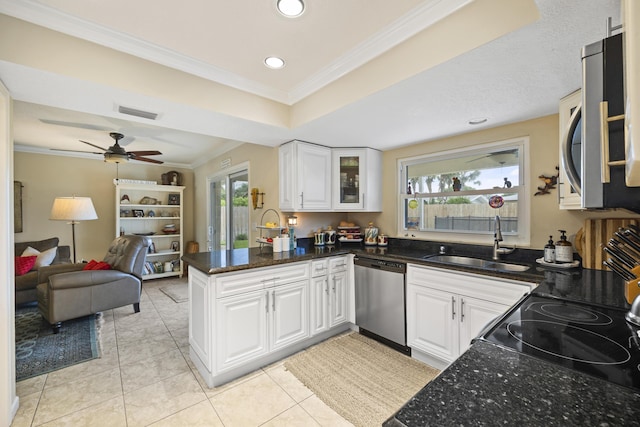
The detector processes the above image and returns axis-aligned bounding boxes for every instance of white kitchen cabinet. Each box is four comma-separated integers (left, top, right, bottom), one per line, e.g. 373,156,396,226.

271,281,309,351
332,148,382,211
309,257,349,336
329,257,348,326
189,267,211,370
406,264,532,369
279,140,332,211
115,182,185,279
558,90,582,210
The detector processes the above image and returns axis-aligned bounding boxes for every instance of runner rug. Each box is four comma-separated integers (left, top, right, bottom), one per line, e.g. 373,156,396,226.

284,333,440,427
15,304,100,381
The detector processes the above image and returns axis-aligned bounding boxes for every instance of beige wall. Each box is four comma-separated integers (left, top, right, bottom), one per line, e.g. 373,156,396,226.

349,114,640,249
14,152,194,262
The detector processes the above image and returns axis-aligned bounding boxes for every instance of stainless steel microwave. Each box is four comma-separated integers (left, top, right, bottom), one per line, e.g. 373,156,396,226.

561,33,640,213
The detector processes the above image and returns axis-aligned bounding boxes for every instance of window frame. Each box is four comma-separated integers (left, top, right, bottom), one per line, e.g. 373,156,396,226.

396,136,530,247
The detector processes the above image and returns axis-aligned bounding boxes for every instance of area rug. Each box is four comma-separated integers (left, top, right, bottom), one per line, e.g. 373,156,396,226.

160,283,188,303
15,304,100,381
284,333,440,427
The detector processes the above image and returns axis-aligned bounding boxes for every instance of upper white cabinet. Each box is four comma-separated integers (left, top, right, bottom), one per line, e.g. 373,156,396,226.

279,140,332,211
332,148,382,211
278,141,382,212
558,90,582,210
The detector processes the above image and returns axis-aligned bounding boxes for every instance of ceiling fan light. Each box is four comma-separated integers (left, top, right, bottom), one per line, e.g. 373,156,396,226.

277,0,304,17
104,152,129,163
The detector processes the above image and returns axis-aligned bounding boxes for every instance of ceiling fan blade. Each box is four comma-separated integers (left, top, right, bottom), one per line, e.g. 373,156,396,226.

79,140,108,151
128,150,162,156
51,148,103,155
130,155,164,164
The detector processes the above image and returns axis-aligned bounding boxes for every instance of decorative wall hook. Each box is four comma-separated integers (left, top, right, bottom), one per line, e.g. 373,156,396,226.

534,166,560,196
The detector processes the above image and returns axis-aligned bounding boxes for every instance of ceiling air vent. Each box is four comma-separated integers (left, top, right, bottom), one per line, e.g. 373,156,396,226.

117,105,158,120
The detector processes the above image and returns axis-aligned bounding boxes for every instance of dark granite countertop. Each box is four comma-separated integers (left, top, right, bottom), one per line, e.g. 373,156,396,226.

384,341,640,427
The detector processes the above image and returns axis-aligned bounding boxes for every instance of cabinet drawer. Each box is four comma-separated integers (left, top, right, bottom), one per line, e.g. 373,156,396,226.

407,264,532,306
329,256,349,272
311,259,329,277
216,262,310,298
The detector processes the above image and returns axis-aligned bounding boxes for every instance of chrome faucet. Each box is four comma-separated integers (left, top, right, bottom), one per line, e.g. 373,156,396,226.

493,215,515,260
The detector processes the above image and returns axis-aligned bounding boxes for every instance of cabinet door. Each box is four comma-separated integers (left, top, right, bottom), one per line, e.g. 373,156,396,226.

332,148,382,211
216,290,268,372
297,143,332,210
278,142,296,211
271,281,309,351
407,284,458,363
458,296,508,355
310,275,329,335
329,269,348,327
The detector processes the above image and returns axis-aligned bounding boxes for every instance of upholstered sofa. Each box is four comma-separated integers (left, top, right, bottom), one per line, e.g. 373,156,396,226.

14,237,79,305
37,235,151,333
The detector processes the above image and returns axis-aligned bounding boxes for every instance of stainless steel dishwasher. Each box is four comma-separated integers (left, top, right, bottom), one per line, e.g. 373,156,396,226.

354,256,409,354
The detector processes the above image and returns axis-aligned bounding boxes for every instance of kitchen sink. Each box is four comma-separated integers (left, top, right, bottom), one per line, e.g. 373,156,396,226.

423,254,530,272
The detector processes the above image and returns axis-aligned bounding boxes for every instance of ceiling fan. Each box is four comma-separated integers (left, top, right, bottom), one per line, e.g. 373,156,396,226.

53,132,164,164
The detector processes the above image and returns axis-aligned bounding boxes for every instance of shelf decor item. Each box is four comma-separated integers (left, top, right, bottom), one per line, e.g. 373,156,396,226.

168,193,180,205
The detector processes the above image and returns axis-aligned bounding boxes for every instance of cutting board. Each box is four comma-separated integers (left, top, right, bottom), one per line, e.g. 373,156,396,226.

578,218,639,270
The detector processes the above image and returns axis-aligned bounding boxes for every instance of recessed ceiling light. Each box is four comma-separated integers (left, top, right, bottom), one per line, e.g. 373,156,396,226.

468,118,488,125
277,0,305,17
265,56,285,69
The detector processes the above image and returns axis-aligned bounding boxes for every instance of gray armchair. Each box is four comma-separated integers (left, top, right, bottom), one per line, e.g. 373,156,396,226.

37,235,151,333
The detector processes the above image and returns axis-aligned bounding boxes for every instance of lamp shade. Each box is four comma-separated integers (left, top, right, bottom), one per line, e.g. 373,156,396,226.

50,197,98,221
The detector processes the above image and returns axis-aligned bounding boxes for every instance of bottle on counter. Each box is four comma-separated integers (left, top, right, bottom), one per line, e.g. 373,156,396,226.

544,236,556,263
555,230,573,263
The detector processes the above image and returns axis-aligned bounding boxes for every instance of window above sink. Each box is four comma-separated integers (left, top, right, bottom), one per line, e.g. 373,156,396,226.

397,137,530,247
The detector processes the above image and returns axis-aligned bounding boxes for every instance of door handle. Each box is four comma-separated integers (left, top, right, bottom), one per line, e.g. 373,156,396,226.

272,290,276,312
452,296,456,320
265,291,269,313
325,279,329,294
300,192,304,209
460,298,465,322
332,276,336,292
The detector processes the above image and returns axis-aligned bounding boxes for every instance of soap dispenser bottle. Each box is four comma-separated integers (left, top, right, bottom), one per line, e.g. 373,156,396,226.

544,236,556,263
555,230,573,263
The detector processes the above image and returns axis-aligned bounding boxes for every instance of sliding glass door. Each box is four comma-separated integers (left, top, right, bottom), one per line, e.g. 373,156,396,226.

209,168,249,251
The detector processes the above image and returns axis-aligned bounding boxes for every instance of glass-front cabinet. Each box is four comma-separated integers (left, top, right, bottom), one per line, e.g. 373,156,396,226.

332,148,382,211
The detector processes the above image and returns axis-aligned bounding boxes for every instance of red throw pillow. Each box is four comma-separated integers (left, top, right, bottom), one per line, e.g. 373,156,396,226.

83,260,98,270
15,256,37,276
93,262,111,270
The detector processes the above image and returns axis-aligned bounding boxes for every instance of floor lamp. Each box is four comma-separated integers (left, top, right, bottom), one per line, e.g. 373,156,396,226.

50,196,98,263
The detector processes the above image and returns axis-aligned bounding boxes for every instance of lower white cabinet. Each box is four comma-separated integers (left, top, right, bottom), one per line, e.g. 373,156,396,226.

310,257,349,336
189,257,353,388
406,264,532,369
216,280,308,372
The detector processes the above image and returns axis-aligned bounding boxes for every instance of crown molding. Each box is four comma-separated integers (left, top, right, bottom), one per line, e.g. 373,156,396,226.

287,0,471,103
1,0,470,105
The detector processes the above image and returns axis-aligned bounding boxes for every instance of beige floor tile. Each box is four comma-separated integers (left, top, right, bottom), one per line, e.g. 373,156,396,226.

210,372,296,426
300,395,354,427
148,400,224,427
38,396,127,427
44,345,120,388
10,391,39,427
265,364,313,402
15,375,45,397
115,320,169,345
33,367,123,425
120,348,190,393
117,331,178,365
124,371,207,427
262,404,321,427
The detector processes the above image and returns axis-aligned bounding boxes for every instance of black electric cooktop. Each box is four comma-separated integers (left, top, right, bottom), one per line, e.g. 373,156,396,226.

480,295,640,392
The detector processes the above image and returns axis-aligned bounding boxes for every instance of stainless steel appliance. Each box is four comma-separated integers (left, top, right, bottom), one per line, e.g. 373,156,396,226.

479,294,640,392
561,33,640,212
354,256,409,354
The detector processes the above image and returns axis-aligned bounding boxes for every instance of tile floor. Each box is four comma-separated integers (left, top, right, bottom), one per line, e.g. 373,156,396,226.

12,277,354,427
